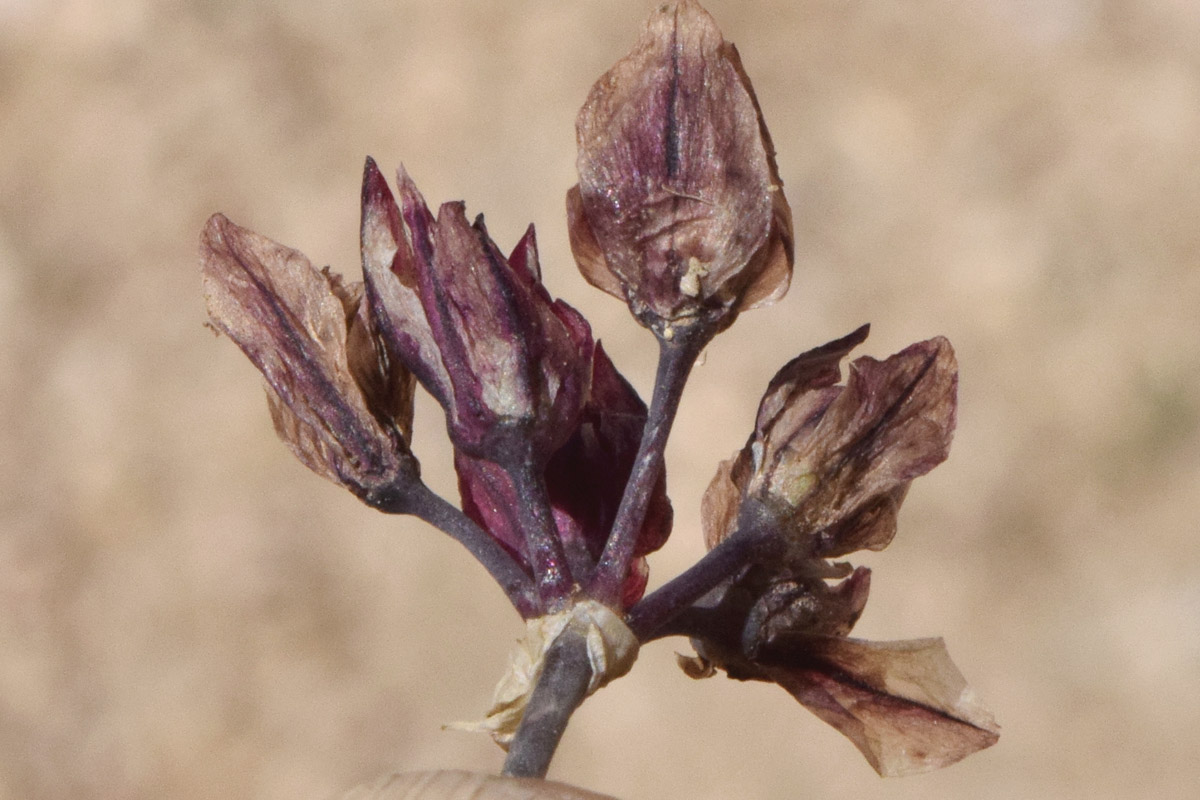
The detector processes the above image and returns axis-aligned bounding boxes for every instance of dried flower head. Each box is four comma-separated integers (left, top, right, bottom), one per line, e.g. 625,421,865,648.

679,328,997,776
567,0,793,339
199,0,998,784
200,214,419,509
702,325,958,557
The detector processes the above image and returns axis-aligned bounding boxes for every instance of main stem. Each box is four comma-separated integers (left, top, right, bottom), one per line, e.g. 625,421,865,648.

501,624,593,779
588,331,707,605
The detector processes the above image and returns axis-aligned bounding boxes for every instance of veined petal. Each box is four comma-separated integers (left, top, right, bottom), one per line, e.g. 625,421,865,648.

702,329,957,558
761,637,1000,776
360,158,454,409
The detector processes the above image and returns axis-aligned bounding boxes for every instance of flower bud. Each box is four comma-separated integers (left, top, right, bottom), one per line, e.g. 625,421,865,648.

200,213,418,508
568,0,793,338
360,158,593,462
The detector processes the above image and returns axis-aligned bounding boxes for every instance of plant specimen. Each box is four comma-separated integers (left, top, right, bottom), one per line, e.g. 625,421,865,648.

200,0,998,792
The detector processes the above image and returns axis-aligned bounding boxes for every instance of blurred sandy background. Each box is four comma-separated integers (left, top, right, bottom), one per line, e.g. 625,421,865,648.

2,0,1198,798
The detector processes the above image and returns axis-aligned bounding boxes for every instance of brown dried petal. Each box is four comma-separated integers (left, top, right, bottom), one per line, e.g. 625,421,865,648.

699,449,746,550
703,331,957,557
701,326,869,549
761,637,1000,776
743,567,872,651
347,290,417,444
763,336,957,557
201,213,415,501
570,0,793,332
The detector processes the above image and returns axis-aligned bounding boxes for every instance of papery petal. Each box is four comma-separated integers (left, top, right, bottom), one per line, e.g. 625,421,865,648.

431,204,539,431
457,342,672,607
571,0,792,332
508,225,596,452
201,213,415,501
761,637,999,776
705,330,957,558
346,282,417,444
742,567,872,652
754,324,870,435
770,337,958,557
360,158,454,410
455,452,529,563
701,326,869,549
700,446,749,550
565,185,623,300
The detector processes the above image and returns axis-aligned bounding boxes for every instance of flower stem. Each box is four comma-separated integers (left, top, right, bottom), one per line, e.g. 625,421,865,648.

501,623,593,779
588,330,708,606
626,519,779,640
382,479,540,618
509,454,575,608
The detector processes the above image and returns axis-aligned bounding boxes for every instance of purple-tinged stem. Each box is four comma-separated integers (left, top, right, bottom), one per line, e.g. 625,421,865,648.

508,451,575,608
588,329,708,606
501,623,592,779
377,479,540,618
626,518,778,641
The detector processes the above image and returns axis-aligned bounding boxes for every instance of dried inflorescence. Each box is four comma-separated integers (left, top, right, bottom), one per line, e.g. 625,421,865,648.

200,0,996,784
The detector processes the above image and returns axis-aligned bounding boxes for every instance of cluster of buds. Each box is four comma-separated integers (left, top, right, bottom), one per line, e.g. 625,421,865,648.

201,0,996,784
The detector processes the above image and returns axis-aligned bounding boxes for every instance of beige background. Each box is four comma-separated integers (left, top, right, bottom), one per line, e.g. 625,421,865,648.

3,0,1198,798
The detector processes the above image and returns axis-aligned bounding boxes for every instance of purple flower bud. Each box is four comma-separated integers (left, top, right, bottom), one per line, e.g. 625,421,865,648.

360,158,593,463
568,0,793,338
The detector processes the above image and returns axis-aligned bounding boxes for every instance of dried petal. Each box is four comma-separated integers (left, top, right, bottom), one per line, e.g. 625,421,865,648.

759,637,1000,776
570,0,793,336
681,564,996,775
686,326,990,775
741,567,872,653
544,342,673,605
201,213,417,505
360,157,454,410
703,329,957,558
